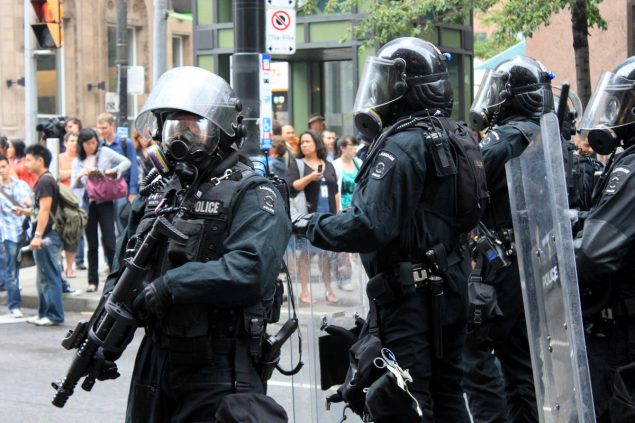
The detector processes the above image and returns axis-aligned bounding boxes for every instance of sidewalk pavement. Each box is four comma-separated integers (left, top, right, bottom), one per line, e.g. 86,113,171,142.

11,263,106,314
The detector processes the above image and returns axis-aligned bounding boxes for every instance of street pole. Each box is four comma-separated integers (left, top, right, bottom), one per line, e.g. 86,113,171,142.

24,0,38,145
153,0,168,85
116,0,128,132
232,0,265,156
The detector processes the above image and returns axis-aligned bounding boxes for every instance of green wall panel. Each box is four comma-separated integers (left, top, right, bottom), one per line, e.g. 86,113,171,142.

218,29,234,49
198,55,215,72
292,62,309,129
309,21,351,43
441,28,462,49
296,23,305,44
196,0,213,25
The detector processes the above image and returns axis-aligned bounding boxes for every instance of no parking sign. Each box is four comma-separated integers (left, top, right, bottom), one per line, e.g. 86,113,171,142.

265,0,296,55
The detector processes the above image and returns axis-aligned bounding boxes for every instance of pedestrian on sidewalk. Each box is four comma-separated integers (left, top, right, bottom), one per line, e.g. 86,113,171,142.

20,145,65,326
72,128,130,293
0,154,32,318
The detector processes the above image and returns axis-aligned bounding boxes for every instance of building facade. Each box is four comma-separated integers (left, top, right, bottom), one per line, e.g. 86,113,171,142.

526,0,633,98
0,0,193,140
192,1,475,136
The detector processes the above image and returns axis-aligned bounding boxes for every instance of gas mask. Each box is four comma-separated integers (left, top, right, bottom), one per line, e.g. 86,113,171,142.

587,126,620,155
353,57,408,140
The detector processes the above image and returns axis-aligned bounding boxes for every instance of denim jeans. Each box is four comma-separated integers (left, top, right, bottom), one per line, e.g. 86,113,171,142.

2,240,21,311
34,230,64,323
75,235,85,265
0,242,7,291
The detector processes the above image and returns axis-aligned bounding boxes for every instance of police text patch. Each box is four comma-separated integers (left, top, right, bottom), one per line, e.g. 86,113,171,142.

258,185,277,215
193,200,222,215
604,166,631,195
371,150,397,179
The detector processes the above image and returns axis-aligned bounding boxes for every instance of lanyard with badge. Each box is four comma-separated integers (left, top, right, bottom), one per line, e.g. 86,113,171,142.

318,164,328,198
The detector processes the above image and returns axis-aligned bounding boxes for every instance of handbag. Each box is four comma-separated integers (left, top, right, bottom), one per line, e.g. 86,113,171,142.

289,159,308,214
86,172,128,201
16,217,35,269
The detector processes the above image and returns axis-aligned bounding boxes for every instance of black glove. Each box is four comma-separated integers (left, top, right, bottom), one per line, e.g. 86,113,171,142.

291,212,314,237
133,276,172,319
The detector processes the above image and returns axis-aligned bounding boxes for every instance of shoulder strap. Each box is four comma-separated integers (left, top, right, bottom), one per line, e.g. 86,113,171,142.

296,158,305,175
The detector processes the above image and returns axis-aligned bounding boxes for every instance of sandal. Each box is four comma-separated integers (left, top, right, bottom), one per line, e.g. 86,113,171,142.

86,284,97,293
299,294,316,305
325,291,339,304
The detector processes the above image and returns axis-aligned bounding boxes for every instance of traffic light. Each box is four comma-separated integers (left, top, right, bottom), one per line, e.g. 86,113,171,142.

31,0,63,49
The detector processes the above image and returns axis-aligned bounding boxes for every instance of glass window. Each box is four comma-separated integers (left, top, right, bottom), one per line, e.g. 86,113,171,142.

107,26,137,122
36,53,57,115
323,61,354,136
172,36,183,68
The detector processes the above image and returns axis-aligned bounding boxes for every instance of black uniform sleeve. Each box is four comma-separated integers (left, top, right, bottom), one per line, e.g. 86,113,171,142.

306,131,425,253
480,127,530,194
574,163,635,286
164,181,292,307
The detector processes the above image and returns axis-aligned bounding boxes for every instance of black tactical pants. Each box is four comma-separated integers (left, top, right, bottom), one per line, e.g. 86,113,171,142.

378,286,471,422
462,263,538,423
126,335,264,423
586,319,633,423
462,316,537,423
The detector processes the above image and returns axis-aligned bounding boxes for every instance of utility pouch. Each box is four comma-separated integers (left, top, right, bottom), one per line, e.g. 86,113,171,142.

398,262,416,295
467,281,503,328
166,217,205,266
269,278,284,324
367,273,396,306
425,131,457,177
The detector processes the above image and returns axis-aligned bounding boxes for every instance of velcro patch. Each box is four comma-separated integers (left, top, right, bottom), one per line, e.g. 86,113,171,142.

604,166,631,195
370,150,397,179
257,185,277,215
479,131,500,149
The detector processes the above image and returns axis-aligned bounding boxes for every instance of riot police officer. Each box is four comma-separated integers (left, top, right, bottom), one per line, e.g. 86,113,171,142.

294,37,474,422
465,56,555,423
576,56,635,422
105,67,291,422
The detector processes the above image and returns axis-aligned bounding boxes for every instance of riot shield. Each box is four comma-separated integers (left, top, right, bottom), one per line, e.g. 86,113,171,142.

268,235,368,423
505,112,595,422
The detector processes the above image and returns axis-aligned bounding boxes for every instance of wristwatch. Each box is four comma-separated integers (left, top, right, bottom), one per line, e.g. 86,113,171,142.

34,231,42,238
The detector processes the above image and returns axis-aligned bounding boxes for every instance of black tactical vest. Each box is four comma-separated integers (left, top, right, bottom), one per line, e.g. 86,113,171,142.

135,162,263,345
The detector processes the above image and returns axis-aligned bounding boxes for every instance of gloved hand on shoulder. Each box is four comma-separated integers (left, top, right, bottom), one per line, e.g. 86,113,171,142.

291,212,314,237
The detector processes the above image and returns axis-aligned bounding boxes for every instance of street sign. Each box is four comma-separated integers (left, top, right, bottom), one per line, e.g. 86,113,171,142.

260,54,273,151
127,66,144,95
265,0,296,55
105,92,119,113
117,127,129,140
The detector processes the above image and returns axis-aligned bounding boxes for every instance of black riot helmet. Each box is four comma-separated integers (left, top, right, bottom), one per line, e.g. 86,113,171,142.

353,37,453,139
470,56,555,130
134,67,245,177
579,56,635,154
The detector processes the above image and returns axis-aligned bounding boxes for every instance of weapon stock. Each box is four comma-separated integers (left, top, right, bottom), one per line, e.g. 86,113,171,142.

51,216,187,408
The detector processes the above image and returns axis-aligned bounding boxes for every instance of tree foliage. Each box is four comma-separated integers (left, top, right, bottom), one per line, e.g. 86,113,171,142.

298,0,475,48
480,0,607,46
298,0,606,56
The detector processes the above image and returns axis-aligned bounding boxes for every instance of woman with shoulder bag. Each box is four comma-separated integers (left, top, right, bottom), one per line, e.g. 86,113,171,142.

71,128,130,293
288,130,340,304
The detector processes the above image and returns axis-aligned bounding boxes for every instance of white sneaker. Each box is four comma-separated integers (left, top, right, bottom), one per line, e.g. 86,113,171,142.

10,308,23,318
34,317,59,326
26,315,40,324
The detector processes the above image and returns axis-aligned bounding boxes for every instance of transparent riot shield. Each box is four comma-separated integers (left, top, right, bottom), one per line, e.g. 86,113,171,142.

505,112,595,422
268,235,368,423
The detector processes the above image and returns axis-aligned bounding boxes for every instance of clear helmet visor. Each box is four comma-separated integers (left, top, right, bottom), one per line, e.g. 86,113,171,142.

353,56,405,113
470,68,509,115
161,116,220,151
579,70,635,131
135,66,239,140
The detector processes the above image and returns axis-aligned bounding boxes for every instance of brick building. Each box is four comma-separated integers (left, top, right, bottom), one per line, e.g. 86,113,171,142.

0,0,193,140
